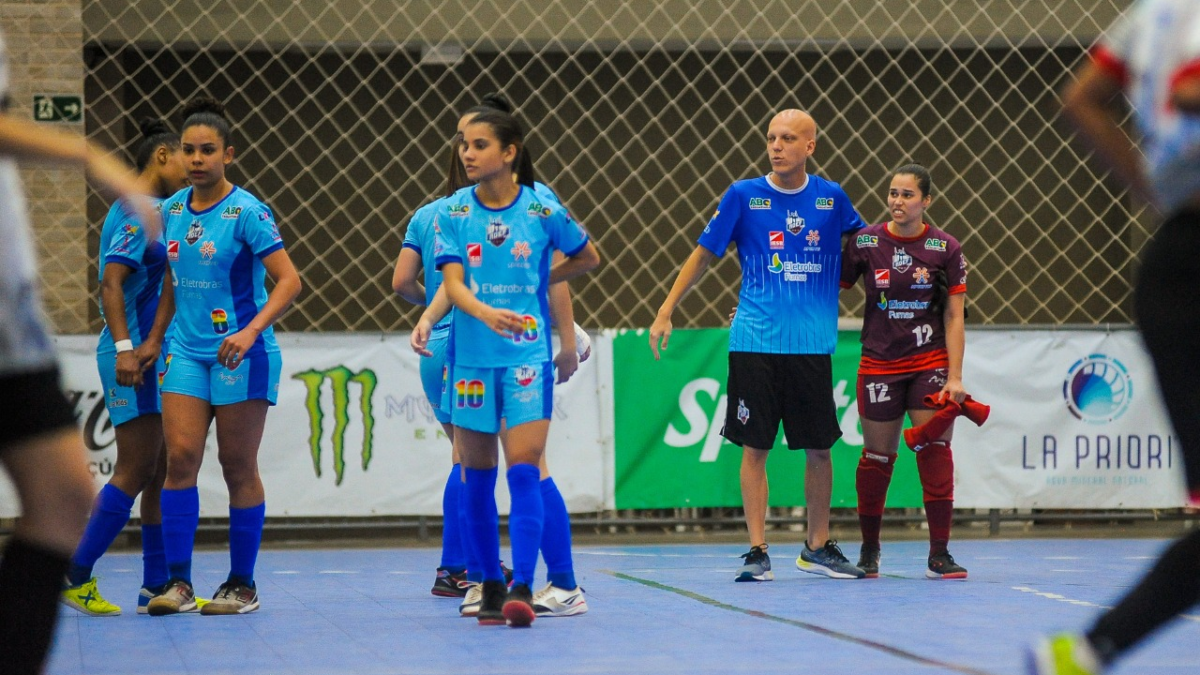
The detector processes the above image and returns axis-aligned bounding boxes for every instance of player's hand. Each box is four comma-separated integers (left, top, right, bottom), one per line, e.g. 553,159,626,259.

218,328,258,370
480,307,526,338
410,319,433,357
133,339,161,374
649,313,672,361
115,350,144,388
554,347,579,384
939,377,967,405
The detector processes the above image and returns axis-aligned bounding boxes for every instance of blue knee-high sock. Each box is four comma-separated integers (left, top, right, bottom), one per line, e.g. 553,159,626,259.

141,524,168,590
439,464,466,571
68,484,135,585
506,464,543,588
160,487,200,584
463,467,503,583
540,477,577,590
459,474,482,583
228,503,266,587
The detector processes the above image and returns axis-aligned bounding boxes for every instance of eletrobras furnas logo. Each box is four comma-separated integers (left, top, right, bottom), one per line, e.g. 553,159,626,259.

292,366,378,485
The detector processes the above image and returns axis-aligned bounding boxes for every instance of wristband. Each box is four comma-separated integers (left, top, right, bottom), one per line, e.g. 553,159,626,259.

114,339,134,353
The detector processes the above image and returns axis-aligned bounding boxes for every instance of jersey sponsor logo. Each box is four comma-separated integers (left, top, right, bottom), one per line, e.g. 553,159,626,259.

167,240,179,261
769,231,784,249
876,292,929,319
515,365,538,387
874,269,890,288
815,197,834,210
455,379,486,409
511,240,531,262
269,222,282,241
200,241,217,260
482,283,537,295
449,204,470,217
805,229,820,248
527,202,553,218
768,253,822,282
467,243,482,267
176,277,224,290
913,267,929,284
857,234,879,248
218,370,244,384
106,387,128,408
258,210,271,221
737,398,749,424
892,249,912,273
785,210,804,234
292,366,379,485
748,197,771,210
221,206,242,219
925,238,947,251
486,219,510,246
168,202,184,215
211,309,229,334
185,220,204,245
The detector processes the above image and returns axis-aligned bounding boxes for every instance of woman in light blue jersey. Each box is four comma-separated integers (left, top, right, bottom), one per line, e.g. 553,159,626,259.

60,118,188,617
148,97,302,617
435,108,599,627
398,94,590,618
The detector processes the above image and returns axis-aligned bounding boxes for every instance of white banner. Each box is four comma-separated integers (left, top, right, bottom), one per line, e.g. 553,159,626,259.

953,329,1188,508
0,333,610,517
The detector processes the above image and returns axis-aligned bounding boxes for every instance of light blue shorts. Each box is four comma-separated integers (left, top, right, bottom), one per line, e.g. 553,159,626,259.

448,361,554,434
160,350,281,406
96,344,168,426
420,331,451,424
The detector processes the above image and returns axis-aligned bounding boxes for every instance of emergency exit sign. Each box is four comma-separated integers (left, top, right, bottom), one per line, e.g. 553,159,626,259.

33,95,82,122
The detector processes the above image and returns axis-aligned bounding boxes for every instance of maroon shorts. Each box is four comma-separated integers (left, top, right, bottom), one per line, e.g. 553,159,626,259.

856,367,947,422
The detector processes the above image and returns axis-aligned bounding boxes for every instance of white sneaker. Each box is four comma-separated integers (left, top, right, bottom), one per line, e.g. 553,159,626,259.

459,583,482,617
532,582,587,617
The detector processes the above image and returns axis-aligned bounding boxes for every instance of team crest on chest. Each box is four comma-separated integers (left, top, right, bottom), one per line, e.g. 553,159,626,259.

486,219,509,246
185,221,204,245
786,210,804,235
892,249,912,273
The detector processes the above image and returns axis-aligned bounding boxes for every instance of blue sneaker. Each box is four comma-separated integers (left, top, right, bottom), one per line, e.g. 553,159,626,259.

1027,634,1103,675
796,540,865,579
735,545,773,582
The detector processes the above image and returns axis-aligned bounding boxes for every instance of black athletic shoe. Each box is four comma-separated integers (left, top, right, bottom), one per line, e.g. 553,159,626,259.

858,546,881,579
476,580,508,625
430,567,470,598
926,551,968,580
502,582,536,628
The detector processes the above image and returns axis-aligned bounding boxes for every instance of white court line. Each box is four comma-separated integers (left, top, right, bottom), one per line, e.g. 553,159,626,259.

272,570,301,574
576,551,730,559
1012,586,1200,623
1046,556,1081,560
317,570,359,574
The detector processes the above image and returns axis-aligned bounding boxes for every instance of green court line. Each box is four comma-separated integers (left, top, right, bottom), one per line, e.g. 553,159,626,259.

601,570,1000,675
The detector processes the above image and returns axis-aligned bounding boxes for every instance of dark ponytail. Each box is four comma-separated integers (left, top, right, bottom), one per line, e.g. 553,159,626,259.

133,117,179,172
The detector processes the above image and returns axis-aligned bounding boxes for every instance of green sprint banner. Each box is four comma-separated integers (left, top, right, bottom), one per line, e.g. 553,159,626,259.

612,329,924,509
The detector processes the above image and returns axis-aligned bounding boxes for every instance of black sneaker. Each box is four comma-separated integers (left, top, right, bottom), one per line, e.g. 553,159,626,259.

858,545,881,579
735,545,773,582
926,551,968,580
476,580,508,625
430,567,470,598
502,582,536,628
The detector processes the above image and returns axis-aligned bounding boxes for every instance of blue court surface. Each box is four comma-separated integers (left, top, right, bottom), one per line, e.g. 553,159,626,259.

46,538,1198,675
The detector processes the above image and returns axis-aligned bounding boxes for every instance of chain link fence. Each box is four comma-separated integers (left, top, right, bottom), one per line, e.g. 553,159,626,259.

80,0,1139,332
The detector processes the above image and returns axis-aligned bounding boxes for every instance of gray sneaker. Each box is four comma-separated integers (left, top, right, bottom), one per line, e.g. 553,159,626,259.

200,581,259,615
459,582,482,617
735,545,774,582
795,540,866,579
146,579,197,616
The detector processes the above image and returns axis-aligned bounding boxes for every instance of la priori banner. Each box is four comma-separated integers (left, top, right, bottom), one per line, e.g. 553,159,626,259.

0,333,610,518
0,328,1187,518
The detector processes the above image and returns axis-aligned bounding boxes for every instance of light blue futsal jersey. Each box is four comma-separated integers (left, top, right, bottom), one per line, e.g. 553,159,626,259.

162,186,284,361
698,174,865,355
434,184,589,369
97,198,168,350
402,197,453,335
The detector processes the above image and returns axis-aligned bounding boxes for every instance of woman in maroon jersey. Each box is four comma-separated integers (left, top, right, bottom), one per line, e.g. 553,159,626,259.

840,164,972,580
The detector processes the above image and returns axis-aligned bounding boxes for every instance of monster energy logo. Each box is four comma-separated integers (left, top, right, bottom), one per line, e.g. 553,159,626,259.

292,366,378,486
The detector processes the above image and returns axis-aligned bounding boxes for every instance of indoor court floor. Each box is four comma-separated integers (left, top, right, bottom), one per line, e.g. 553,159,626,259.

45,538,1199,675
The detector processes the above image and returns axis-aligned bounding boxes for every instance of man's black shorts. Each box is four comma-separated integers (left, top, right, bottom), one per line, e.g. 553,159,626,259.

720,352,842,451
0,366,76,449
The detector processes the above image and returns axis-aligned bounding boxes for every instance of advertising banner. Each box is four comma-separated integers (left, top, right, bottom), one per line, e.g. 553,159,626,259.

611,329,925,509
0,333,607,517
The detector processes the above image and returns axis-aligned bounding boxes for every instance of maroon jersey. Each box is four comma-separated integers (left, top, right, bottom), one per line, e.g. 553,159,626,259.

840,222,967,369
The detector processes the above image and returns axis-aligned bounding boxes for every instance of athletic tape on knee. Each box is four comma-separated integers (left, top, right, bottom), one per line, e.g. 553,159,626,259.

916,442,954,502
856,450,895,517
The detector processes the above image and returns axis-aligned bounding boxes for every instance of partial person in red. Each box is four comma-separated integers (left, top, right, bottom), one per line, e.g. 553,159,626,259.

840,164,973,580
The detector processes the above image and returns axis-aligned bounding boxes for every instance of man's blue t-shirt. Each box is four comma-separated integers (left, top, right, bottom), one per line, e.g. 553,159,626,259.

434,184,588,368
697,174,864,354
163,186,285,360
98,197,167,349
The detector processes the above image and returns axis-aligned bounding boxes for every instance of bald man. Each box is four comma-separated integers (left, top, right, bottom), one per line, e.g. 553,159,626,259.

650,109,867,582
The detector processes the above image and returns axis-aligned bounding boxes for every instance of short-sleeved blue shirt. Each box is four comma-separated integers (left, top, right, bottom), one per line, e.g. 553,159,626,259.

163,186,285,360
97,197,167,349
434,184,588,368
697,174,865,354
